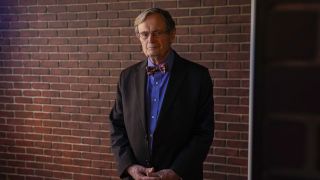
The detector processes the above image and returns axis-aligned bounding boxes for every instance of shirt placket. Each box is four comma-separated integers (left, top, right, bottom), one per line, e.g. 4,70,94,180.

149,73,161,146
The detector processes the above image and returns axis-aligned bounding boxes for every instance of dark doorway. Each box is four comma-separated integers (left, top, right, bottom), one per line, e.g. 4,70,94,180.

250,0,320,179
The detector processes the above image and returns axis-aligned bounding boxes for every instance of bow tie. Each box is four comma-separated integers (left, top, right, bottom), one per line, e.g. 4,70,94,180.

146,63,168,75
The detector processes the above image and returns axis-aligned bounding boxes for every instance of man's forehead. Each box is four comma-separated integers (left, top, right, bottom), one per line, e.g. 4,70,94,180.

138,14,166,28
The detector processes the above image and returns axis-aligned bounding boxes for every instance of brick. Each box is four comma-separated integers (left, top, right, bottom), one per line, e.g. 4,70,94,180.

58,30,76,37
43,105,60,112
37,0,56,5
109,37,129,44
99,29,119,36
216,25,241,34
29,38,48,45
227,140,248,149
52,143,72,151
228,52,249,61
15,97,33,103
50,83,70,90
28,6,46,13
10,22,28,29
53,128,71,135
178,0,200,7
0,96,14,103
38,30,57,37
61,92,80,98
62,136,81,144
37,14,56,21
60,77,78,83
118,10,140,19
77,29,98,37
31,83,50,89
6,104,24,111
191,8,214,16
52,172,72,179
87,4,107,11
203,16,227,24
82,138,100,145
215,44,240,52
109,19,130,27
73,159,91,167
68,21,87,29
59,43,79,51
229,0,251,5
19,0,37,5
71,114,90,122
48,38,68,45
40,61,58,68
178,17,201,25
50,69,69,75
34,127,51,134
81,107,100,114
203,53,227,61
109,53,130,60
80,167,101,175
204,0,227,6
215,164,240,174
241,5,251,14
227,106,248,114
109,2,128,10
73,144,90,152
228,34,250,43
67,4,86,12
228,15,251,24
191,44,213,52
216,7,240,15
48,21,67,28
23,90,41,96
190,26,215,34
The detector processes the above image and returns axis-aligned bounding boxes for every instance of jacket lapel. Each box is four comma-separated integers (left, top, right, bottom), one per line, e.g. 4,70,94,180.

135,61,148,133
157,53,186,127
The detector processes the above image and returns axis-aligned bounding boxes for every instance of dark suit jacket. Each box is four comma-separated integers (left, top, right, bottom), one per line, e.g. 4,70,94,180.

110,51,214,180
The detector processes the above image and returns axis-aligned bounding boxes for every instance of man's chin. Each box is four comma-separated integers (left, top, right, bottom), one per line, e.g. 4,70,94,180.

147,52,159,57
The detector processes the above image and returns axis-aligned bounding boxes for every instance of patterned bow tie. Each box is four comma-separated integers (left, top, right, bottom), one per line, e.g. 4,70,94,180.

146,63,168,75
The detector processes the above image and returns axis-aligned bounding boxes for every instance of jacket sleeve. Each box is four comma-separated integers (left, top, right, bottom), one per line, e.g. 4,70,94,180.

109,73,136,178
170,69,214,179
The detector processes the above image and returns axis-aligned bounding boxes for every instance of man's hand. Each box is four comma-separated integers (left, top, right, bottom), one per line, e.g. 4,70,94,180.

127,164,161,180
149,169,181,180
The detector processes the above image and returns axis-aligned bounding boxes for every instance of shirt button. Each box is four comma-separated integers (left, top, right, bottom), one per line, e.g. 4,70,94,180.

155,82,158,85
153,98,157,102
152,116,155,119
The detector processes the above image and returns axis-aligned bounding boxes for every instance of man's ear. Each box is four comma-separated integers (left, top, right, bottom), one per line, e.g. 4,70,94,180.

169,29,176,43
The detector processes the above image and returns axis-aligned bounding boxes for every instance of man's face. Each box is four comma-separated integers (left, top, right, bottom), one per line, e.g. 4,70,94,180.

137,13,175,62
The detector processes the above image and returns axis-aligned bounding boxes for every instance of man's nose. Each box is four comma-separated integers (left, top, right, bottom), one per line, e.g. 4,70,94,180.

147,33,156,42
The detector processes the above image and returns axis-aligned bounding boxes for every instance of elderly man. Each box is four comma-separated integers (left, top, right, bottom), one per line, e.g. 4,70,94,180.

109,8,214,180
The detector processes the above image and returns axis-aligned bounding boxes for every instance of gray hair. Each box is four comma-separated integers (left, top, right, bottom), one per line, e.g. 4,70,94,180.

134,8,176,34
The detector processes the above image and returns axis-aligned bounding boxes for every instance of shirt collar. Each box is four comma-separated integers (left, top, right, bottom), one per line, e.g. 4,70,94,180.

147,49,174,72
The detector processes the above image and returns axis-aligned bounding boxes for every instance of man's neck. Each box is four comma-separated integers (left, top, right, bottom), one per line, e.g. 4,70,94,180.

149,50,171,65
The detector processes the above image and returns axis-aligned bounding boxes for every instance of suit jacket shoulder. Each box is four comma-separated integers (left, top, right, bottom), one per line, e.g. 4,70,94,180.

119,60,146,82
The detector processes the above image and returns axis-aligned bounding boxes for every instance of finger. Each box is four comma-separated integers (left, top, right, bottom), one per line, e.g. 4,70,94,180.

146,167,154,175
146,172,159,177
141,176,161,180
146,167,155,176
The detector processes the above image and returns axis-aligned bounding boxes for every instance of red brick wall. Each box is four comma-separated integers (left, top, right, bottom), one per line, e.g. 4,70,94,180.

0,0,250,179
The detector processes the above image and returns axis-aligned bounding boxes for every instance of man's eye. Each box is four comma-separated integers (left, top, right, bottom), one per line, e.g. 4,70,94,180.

140,32,149,37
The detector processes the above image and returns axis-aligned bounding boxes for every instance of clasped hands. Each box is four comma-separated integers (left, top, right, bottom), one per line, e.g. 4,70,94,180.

127,164,181,180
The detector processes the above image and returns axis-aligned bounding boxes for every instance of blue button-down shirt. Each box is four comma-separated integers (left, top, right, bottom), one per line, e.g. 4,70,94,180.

146,50,174,148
